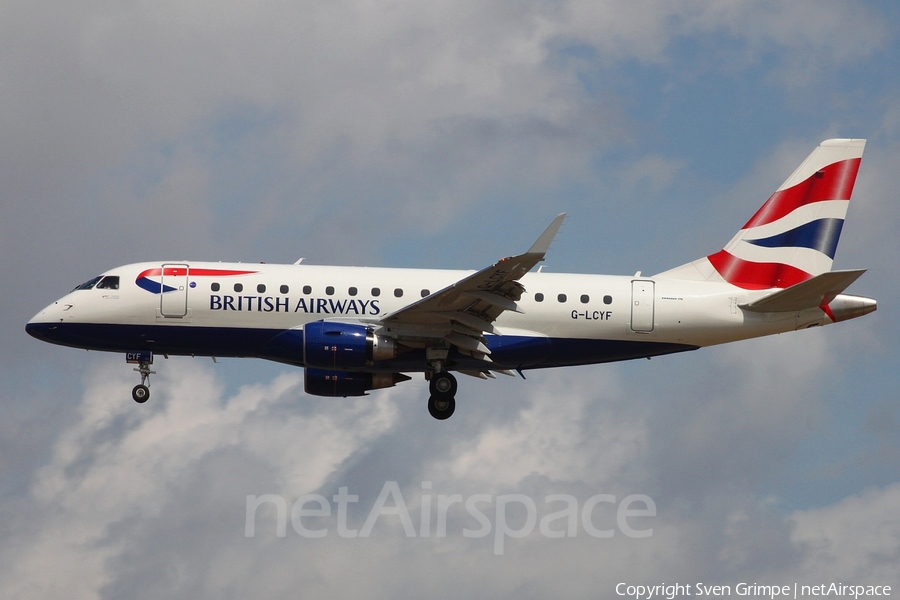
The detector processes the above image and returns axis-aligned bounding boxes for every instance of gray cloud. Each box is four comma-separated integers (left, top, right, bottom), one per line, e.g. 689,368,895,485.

2,337,897,598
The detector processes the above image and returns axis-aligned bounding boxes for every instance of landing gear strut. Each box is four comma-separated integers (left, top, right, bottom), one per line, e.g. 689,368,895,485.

127,351,155,404
427,371,457,420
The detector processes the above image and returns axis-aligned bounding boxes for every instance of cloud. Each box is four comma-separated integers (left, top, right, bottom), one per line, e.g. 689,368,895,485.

4,0,887,271
2,321,896,598
790,483,900,582
619,155,687,195
0,358,400,599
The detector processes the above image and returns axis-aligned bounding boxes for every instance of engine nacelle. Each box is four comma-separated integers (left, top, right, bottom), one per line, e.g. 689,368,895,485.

304,368,411,397
303,321,398,369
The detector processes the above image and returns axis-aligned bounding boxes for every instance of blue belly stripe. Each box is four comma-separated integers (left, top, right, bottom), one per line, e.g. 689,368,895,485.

25,322,698,372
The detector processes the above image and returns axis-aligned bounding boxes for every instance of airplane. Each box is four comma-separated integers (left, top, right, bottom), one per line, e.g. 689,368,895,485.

26,139,876,420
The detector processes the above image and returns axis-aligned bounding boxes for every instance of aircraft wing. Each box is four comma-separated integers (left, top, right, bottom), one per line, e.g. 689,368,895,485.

376,214,566,358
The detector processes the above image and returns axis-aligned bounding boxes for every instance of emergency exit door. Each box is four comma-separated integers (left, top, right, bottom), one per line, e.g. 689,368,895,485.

631,280,655,332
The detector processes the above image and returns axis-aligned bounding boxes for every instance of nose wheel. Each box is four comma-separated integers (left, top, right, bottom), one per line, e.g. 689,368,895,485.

128,352,156,404
132,383,150,403
427,371,457,420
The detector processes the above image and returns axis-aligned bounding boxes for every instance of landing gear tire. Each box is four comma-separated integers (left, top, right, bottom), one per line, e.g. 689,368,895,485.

428,395,456,420
429,371,457,399
130,354,155,404
427,371,457,419
132,384,150,403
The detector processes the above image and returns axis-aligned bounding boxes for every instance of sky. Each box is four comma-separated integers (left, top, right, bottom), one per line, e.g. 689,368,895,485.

2,0,899,598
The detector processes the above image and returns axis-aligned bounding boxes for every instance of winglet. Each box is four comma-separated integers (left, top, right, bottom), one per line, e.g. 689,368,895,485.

527,213,566,257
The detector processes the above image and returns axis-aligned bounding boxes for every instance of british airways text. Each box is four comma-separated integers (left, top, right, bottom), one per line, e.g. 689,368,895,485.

209,295,381,315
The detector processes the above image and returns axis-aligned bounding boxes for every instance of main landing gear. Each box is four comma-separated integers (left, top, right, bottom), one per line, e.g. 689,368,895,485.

127,351,155,404
427,371,457,420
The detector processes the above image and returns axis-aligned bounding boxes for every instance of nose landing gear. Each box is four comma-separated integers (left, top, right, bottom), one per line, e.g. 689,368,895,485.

126,351,155,404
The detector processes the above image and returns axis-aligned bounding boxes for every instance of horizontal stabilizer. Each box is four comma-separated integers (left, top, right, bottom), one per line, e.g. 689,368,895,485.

740,269,866,313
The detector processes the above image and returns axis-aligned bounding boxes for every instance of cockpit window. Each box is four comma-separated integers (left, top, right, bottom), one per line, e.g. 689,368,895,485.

73,276,103,291
96,276,120,290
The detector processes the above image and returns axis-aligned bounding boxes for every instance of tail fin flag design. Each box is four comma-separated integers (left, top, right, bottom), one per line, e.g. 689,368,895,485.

658,139,866,289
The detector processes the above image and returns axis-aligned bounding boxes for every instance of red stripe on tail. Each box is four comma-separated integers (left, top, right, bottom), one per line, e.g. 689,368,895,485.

707,250,812,289
742,157,860,229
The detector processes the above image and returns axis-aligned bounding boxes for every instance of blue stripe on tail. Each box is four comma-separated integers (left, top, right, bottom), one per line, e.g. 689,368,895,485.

746,218,844,259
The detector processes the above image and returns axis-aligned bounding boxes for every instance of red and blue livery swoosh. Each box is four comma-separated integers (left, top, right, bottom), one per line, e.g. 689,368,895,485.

707,155,861,290
136,267,258,294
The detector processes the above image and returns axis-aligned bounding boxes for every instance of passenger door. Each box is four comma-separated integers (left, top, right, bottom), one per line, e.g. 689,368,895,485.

630,279,655,332
159,263,189,318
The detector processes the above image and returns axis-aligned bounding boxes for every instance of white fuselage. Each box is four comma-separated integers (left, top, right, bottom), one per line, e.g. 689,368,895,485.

27,260,839,370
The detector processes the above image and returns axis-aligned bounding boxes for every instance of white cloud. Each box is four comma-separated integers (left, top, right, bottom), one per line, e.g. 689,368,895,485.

2,325,895,598
0,358,400,599
4,0,887,268
436,369,647,490
790,483,900,583
620,155,687,195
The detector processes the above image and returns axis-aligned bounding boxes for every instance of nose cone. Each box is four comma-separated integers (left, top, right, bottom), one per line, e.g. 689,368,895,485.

25,319,52,341
25,299,71,343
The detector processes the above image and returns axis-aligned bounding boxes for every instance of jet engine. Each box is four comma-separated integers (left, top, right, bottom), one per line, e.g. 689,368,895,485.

304,368,411,397
303,321,398,369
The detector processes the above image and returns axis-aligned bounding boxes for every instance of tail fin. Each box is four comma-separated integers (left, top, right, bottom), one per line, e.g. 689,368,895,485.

657,139,866,289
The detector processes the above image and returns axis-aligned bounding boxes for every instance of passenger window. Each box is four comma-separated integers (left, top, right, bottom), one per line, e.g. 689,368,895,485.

557,294,567,303
349,287,358,296
257,284,266,293
580,294,589,304
534,293,544,302
303,285,312,295
326,286,334,296
394,288,403,298
211,282,220,292
603,295,613,305
96,276,120,290
421,289,430,297
280,285,289,294
234,283,243,293
372,287,381,297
